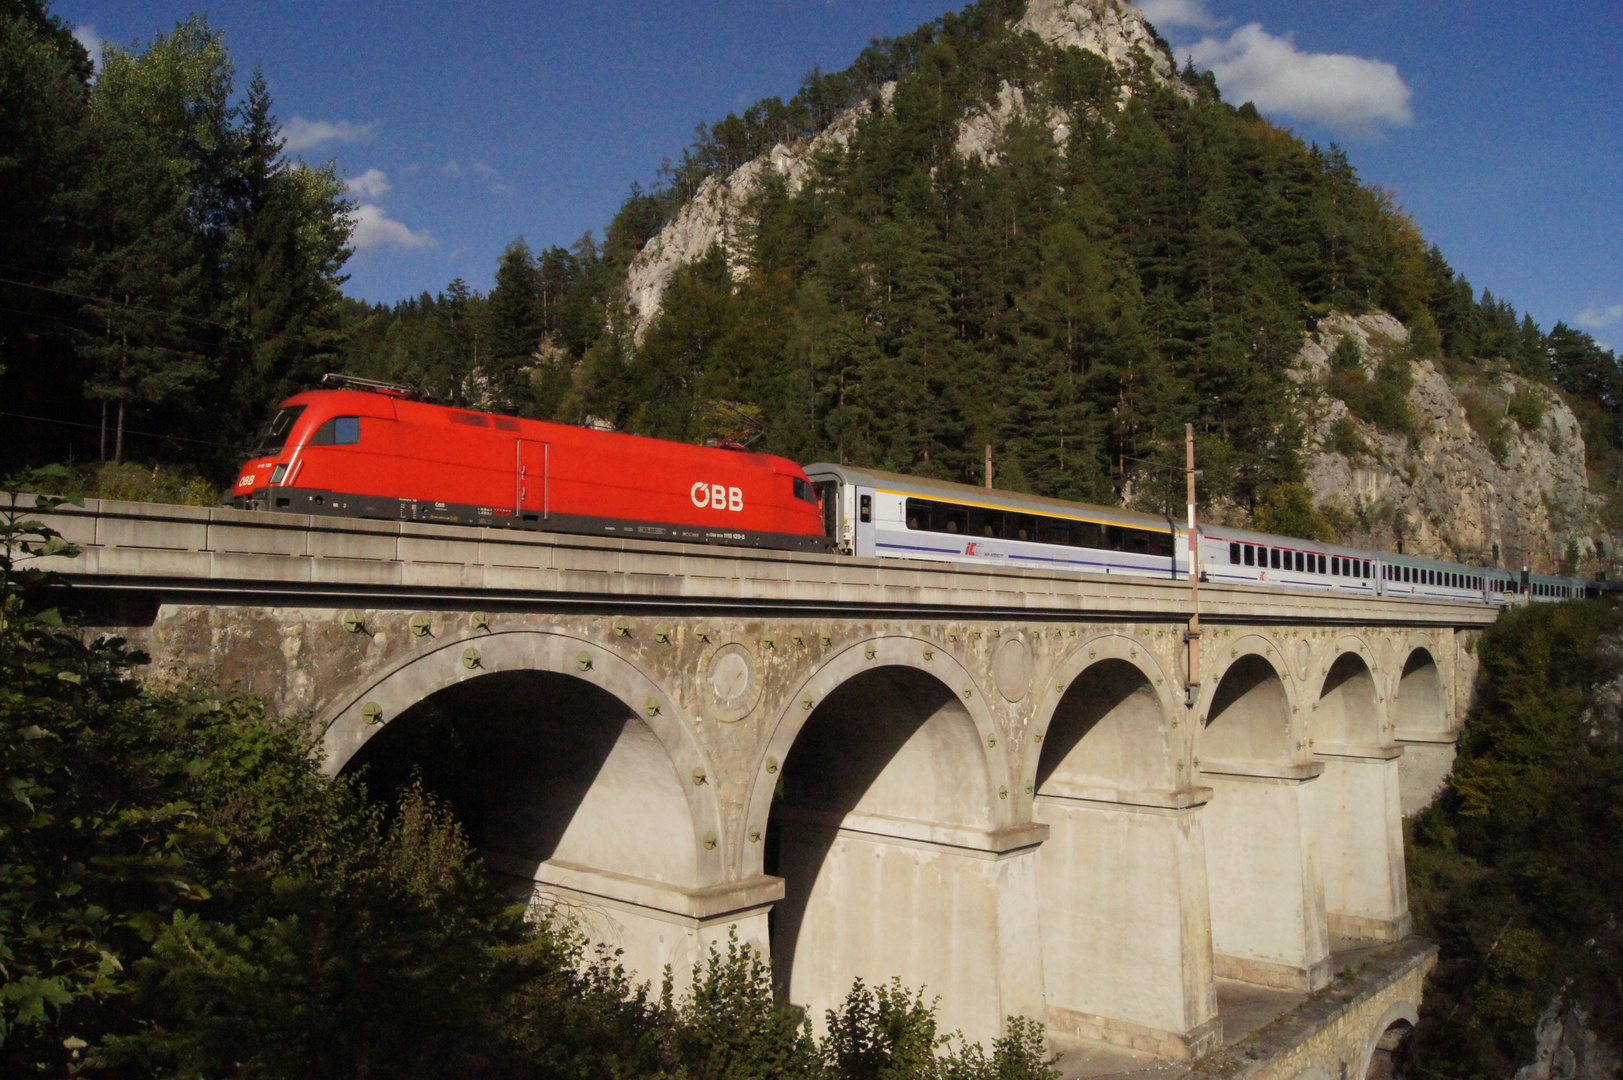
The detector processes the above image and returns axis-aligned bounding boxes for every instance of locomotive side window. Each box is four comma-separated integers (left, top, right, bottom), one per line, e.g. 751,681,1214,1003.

308,416,361,446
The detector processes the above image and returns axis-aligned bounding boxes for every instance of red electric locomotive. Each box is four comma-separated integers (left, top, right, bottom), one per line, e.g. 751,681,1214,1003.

231,377,830,552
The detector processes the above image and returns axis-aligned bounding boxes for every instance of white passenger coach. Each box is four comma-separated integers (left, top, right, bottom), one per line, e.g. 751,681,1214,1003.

804,463,1592,605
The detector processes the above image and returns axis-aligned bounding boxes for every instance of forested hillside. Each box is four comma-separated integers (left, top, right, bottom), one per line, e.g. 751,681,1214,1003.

328,0,1623,560
0,1,349,480
4,0,1621,570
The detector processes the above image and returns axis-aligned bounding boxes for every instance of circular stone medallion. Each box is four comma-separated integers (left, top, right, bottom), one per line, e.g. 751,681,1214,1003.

704,642,763,722
992,636,1032,702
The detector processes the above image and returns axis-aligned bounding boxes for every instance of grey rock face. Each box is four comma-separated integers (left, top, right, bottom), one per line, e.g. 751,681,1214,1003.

1513,997,1622,1080
1300,313,1611,576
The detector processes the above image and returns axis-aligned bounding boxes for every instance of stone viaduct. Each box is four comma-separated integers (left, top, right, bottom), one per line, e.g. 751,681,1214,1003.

37,498,1494,1077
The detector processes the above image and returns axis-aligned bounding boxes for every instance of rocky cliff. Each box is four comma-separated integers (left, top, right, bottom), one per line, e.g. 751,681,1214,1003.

623,0,1178,342
1292,313,1615,577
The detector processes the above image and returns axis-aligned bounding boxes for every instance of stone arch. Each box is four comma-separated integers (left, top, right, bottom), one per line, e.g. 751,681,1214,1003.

1313,648,1383,748
1360,1001,1419,1079
1393,645,1447,738
321,630,721,886
744,635,1006,863
1199,641,1298,765
754,635,1028,1047
1026,634,1182,799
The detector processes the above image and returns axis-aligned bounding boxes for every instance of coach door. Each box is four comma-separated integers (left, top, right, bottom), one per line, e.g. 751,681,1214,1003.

517,439,548,520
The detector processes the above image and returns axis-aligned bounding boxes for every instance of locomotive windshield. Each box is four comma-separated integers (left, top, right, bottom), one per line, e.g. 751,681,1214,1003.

246,405,306,459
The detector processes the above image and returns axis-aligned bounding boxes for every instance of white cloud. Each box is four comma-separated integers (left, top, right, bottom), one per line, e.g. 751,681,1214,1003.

345,168,392,200
284,116,378,152
442,159,512,194
71,23,104,70
1135,0,1220,31
1577,303,1623,330
1187,23,1413,133
470,161,512,194
350,204,435,254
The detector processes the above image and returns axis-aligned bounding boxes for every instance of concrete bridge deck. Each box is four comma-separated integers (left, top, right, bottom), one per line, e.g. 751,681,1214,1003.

28,498,1487,1076
37,496,1497,627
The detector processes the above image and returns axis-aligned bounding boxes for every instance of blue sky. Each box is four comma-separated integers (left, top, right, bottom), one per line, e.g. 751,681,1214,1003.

59,1,1622,348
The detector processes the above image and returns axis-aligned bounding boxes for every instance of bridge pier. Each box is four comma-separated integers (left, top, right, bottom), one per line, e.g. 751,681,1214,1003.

1311,649,1411,942
1315,750,1411,942
773,812,1046,1047
1200,651,1332,992
1032,654,1220,1057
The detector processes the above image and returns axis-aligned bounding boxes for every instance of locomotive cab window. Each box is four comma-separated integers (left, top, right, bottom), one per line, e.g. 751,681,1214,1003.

792,477,817,504
308,416,361,446
247,405,306,458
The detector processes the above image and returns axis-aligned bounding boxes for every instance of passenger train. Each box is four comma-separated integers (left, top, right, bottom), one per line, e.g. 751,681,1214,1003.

231,378,1595,606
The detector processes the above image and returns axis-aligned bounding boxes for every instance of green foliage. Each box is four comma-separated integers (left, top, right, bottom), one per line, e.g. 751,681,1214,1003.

36,460,219,506
1560,540,1580,577
1325,414,1372,463
1329,336,1364,374
2,5,351,479
1463,390,1511,465
1327,352,1414,439
1406,601,1623,1078
1505,386,1546,432
1251,481,1337,543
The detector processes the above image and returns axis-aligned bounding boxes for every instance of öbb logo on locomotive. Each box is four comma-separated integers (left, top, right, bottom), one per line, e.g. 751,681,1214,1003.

691,482,744,511
227,374,1596,604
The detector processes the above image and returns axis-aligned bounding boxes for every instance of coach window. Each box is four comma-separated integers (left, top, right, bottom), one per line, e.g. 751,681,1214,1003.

1243,545,1255,566
1230,543,1241,565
